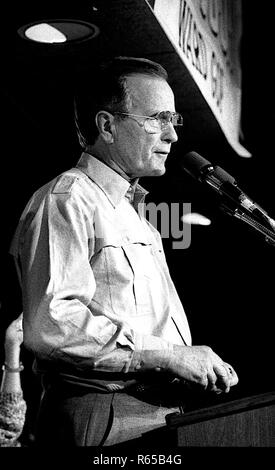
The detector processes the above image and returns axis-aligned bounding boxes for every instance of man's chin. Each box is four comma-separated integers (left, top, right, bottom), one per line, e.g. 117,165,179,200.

150,166,166,177
151,168,166,176
135,164,166,178
148,159,167,175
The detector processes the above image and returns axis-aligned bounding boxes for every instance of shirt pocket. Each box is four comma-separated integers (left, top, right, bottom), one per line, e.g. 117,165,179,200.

91,229,158,317
91,234,137,317
122,242,162,317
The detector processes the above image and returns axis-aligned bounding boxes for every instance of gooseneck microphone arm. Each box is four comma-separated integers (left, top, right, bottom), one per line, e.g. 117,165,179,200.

220,203,275,247
182,151,275,247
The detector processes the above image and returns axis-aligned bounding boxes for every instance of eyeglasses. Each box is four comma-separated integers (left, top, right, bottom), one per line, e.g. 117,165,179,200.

114,110,183,134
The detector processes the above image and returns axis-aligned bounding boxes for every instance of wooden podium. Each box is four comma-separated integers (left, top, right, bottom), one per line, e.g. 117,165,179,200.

141,391,275,447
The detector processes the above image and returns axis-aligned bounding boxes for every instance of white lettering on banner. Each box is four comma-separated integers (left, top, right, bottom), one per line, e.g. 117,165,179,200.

151,0,250,157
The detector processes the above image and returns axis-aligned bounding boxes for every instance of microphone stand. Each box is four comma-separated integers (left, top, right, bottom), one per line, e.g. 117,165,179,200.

220,204,275,247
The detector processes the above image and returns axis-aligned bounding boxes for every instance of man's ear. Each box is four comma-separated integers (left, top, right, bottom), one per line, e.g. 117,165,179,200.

95,111,115,144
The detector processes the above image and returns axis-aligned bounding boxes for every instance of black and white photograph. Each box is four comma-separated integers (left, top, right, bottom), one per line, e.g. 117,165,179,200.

0,0,274,462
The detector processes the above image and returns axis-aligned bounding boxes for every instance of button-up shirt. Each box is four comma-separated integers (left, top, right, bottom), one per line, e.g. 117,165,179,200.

10,153,191,377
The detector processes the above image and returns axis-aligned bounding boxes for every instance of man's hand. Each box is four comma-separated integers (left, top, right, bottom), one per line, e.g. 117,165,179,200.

168,345,238,394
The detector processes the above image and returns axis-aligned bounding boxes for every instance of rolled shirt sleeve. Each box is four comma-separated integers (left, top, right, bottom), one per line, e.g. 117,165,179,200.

10,156,190,375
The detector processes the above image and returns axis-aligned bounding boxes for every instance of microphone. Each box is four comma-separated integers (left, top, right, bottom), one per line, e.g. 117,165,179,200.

182,151,275,228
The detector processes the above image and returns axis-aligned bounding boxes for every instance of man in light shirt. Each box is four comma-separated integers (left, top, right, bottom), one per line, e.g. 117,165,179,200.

10,56,238,446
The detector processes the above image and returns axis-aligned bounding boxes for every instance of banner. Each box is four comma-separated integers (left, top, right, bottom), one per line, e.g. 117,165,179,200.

150,0,250,157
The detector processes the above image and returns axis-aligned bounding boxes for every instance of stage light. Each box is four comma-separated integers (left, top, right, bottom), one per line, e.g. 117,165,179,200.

17,19,99,45
182,212,211,226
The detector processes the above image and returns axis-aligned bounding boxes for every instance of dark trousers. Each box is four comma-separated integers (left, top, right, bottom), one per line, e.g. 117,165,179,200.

34,381,180,447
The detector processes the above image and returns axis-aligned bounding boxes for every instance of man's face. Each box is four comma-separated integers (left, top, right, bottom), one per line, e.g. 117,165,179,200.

110,74,179,179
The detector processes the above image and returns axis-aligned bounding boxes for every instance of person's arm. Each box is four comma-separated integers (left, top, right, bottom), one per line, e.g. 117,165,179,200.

0,315,27,447
18,185,173,369
17,183,238,393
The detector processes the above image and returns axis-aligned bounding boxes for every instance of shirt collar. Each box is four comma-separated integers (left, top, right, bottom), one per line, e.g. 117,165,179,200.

76,152,148,208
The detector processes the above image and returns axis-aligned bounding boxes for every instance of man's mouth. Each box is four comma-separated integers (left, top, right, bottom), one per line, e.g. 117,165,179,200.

155,151,169,156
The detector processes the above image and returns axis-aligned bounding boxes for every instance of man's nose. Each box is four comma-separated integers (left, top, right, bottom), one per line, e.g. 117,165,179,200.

161,123,178,144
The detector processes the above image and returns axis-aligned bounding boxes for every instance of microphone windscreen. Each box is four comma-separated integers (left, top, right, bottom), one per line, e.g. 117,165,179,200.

182,152,212,179
183,152,236,186
213,166,236,185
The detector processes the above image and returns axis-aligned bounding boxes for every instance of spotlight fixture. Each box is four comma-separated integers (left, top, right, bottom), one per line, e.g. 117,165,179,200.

17,19,100,45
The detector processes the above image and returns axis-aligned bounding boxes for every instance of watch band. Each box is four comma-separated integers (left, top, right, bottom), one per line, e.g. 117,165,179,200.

2,363,24,372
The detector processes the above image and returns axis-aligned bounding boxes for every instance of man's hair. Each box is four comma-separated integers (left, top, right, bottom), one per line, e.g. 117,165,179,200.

74,56,169,148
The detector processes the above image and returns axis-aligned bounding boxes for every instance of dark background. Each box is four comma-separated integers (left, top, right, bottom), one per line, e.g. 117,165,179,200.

0,0,274,441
